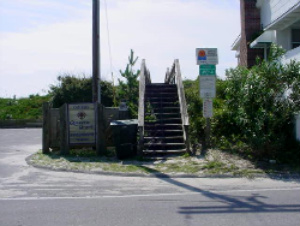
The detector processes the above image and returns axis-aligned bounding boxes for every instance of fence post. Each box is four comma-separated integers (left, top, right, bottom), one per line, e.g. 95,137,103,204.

296,113,300,142
96,104,106,155
184,125,191,154
202,118,211,156
60,104,69,155
42,102,50,154
137,126,144,156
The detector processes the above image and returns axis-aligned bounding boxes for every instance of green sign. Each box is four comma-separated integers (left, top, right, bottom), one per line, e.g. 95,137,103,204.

200,65,216,76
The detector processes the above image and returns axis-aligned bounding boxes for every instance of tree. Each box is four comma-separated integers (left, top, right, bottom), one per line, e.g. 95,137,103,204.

49,74,114,108
118,49,140,118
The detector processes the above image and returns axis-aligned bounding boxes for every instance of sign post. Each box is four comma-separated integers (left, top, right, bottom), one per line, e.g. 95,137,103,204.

196,48,218,153
203,99,213,118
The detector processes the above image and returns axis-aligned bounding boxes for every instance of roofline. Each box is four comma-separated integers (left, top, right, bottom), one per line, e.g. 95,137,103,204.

231,34,241,50
264,2,300,30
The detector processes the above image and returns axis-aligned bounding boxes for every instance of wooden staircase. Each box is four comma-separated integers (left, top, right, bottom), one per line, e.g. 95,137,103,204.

143,83,186,155
138,59,190,157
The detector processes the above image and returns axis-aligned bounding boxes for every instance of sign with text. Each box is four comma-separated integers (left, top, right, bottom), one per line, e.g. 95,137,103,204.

68,103,96,145
200,76,216,98
203,99,213,118
200,65,216,76
196,48,218,65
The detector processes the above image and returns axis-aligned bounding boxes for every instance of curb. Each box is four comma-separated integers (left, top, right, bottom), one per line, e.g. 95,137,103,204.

25,155,300,179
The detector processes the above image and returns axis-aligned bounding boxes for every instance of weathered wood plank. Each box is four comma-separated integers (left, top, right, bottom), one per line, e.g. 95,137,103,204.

60,103,69,155
42,102,50,154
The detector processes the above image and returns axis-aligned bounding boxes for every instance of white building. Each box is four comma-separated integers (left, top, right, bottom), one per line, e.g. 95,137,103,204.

232,0,300,65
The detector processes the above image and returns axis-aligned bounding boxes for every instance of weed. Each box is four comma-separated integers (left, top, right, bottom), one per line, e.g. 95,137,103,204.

203,160,225,170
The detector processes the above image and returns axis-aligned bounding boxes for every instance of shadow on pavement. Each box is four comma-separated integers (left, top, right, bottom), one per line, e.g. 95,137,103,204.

138,165,300,215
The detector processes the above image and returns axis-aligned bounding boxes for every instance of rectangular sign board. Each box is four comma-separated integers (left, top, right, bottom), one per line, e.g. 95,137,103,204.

200,65,216,76
68,103,96,145
200,76,216,98
203,99,213,118
196,48,218,65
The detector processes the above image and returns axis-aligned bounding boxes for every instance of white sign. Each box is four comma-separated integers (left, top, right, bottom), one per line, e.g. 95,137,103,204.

68,103,96,145
196,48,218,65
203,99,213,118
200,76,216,98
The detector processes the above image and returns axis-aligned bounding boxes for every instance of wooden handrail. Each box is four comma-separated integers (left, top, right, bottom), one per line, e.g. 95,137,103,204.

138,59,151,155
138,59,151,126
165,59,189,126
164,59,190,152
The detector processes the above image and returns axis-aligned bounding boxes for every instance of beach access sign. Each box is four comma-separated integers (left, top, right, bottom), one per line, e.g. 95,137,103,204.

196,48,218,65
68,103,96,145
200,76,216,98
196,47,218,119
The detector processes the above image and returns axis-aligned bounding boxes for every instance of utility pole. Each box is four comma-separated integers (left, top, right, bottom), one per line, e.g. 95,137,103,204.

92,0,101,103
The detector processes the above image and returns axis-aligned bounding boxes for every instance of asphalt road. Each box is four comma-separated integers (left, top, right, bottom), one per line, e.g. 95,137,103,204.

1,129,300,226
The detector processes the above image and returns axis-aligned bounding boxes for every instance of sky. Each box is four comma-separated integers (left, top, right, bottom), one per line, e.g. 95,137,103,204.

0,0,241,98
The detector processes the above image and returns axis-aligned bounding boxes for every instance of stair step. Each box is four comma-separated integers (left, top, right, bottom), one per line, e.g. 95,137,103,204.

150,107,180,110
146,87,177,91
146,90,177,94
144,136,184,143
147,108,180,114
144,118,182,124
144,143,185,146
145,113,181,119
146,88,177,92
144,143,186,150
146,102,179,107
144,130,183,136
146,97,178,101
146,83,176,87
143,149,186,154
145,92,178,99
144,124,182,130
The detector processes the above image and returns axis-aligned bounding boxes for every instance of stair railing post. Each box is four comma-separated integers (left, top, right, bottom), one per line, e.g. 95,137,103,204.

138,59,147,156
173,59,191,154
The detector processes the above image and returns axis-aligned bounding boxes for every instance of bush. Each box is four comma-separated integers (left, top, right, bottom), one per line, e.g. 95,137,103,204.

49,74,114,108
225,45,300,162
0,94,50,120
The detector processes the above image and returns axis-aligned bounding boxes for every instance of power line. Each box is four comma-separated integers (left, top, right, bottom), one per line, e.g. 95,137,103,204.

103,0,116,105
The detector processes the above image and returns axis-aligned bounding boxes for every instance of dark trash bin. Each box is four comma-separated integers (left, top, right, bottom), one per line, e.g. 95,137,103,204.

110,119,138,159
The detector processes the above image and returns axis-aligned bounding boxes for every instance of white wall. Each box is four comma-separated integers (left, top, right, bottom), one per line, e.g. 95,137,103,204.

282,46,300,64
259,0,300,28
276,29,291,50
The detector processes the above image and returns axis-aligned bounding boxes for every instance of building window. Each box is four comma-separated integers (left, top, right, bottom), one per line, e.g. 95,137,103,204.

292,29,300,49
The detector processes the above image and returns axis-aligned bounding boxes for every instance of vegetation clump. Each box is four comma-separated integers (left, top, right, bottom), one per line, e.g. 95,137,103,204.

185,44,300,165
